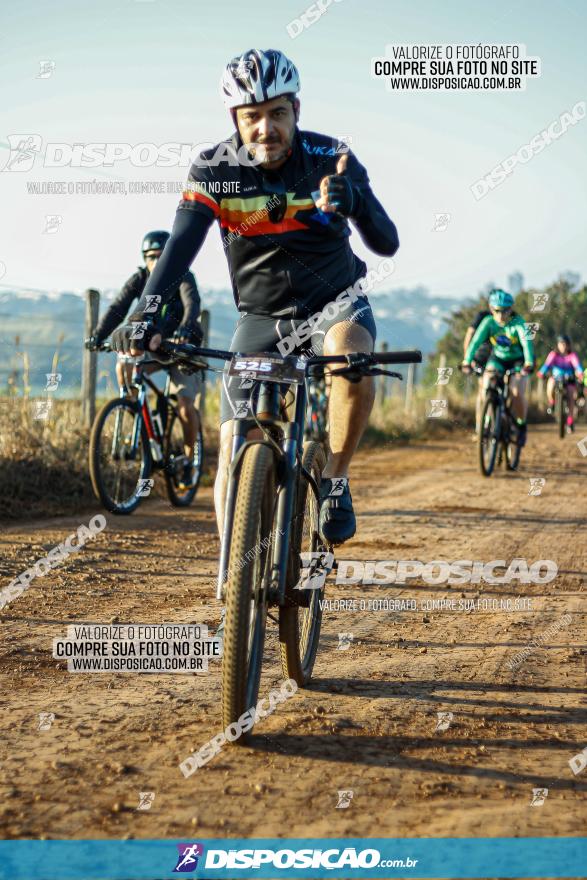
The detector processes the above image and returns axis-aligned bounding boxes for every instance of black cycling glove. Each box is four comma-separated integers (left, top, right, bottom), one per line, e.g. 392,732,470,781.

325,174,359,217
174,323,204,346
111,319,158,354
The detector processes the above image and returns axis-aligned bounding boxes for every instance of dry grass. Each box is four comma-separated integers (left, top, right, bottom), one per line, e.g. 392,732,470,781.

0,380,546,521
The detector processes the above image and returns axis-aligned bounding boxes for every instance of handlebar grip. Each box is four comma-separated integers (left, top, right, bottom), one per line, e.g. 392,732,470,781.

375,350,422,365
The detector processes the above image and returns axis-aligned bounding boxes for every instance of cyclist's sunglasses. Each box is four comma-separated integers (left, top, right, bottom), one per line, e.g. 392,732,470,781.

144,252,161,262
492,307,512,315
260,176,288,224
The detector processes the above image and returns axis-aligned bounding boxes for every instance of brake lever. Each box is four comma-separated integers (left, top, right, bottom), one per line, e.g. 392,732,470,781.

329,366,403,382
369,368,403,380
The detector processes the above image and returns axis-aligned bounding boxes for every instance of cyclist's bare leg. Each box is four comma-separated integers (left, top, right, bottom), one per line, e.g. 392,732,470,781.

215,421,263,536
545,376,555,407
566,383,577,423
509,374,528,421
321,322,375,479
115,360,133,392
481,367,497,395
177,395,199,458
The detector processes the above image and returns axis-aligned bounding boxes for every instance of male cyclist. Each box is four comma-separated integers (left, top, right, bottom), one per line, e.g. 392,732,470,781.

462,289,535,447
111,48,399,545
537,334,584,432
463,301,491,436
90,230,204,487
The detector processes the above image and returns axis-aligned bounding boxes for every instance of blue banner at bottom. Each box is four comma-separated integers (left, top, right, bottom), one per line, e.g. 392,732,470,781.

0,838,585,880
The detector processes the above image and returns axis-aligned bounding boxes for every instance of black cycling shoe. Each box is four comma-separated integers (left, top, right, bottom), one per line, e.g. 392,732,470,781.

516,423,527,447
319,477,356,545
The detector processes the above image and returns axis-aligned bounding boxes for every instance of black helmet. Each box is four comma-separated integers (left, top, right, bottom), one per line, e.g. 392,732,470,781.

141,230,170,256
557,333,571,346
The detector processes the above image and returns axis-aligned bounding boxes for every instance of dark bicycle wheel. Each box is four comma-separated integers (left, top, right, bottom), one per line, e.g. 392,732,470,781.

555,384,566,439
89,397,151,514
222,443,276,743
505,414,522,471
279,441,327,686
479,395,501,477
163,405,204,507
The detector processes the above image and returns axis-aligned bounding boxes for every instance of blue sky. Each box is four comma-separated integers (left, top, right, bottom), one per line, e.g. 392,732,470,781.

1,0,586,302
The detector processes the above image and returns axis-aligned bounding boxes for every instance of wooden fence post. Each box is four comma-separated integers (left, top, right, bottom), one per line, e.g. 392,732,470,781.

377,341,388,406
81,288,100,427
197,309,210,418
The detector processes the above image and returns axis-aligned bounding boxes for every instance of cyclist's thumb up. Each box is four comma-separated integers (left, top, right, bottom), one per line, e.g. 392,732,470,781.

316,151,356,216
336,152,349,176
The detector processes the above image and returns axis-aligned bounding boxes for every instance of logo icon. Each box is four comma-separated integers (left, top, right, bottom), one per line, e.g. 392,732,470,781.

528,477,546,496
38,712,55,731
144,294,162,313
530,293,549,313
130,321,149,340
173,843,204,873
336,790,353,809
136,791,155,811
432,212,451,232
45,372,62,391
428,399,448,418
337,632,354,651
435,711,453,732
137,479,155,497
43,215,62,234
32,400,52,420
329,478,347,497
37,61,56,79
523,322,540,341
4,134,42,172
234,400,250,419
530,787,548,806
436,366,453,385
295,551,334,590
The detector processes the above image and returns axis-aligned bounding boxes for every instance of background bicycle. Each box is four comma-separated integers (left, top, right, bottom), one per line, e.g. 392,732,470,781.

472,363,523,477
88,342,204,514
551,374,579,438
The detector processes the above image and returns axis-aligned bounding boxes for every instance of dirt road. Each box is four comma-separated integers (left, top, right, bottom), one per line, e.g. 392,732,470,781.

0,424,585,842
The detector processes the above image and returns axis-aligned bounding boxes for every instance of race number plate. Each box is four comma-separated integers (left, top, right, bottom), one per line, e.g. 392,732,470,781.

228,354,306,385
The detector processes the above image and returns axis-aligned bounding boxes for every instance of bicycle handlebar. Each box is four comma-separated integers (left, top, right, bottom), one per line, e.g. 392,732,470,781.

156,341,422,369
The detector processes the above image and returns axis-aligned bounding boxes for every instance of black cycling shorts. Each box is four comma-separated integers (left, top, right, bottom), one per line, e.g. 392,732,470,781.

220,295,376,424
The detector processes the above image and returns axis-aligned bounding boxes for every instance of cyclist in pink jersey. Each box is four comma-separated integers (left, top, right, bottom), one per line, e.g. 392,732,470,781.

537,334,584,432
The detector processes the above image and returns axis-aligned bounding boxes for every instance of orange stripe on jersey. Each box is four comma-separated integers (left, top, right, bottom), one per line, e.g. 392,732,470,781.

182,189,220,217
220,201,312,235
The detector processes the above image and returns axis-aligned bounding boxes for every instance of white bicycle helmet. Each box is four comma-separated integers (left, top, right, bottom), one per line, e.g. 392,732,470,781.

220,49,300,109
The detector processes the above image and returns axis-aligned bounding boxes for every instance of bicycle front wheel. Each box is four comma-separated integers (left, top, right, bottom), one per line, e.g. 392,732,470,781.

479,396,501,477
222,443,276,743
279,441,327,686
89,398,151,514
505,415,522,471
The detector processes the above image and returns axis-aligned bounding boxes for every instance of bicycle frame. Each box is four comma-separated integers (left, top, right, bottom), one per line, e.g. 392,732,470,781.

112,357,171,464
216,377,309,604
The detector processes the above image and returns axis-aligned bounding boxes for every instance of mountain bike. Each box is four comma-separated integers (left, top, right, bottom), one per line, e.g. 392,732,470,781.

473,364,523,477
552,375,577,439
88,343,204,514
155,342,422,742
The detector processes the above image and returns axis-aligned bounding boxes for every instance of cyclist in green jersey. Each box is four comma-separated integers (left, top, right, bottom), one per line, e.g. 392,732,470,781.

462,288,535,446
